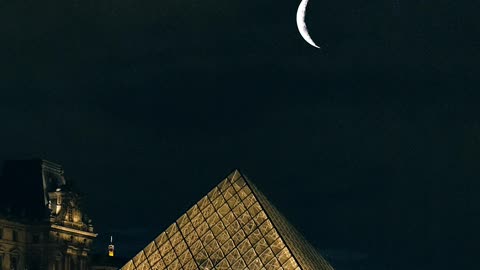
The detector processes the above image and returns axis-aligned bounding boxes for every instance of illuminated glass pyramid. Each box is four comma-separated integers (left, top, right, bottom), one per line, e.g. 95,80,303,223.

121,170,333,270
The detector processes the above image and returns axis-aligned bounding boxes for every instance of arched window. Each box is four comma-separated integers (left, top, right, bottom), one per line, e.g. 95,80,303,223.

10,255,18,270
9,248,21,270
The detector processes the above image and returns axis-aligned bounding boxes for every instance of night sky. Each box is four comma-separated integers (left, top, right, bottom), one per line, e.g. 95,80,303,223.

0,0,478,269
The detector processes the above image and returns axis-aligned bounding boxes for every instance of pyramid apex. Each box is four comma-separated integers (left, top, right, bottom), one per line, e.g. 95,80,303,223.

226,168,244,183
229,168,243,175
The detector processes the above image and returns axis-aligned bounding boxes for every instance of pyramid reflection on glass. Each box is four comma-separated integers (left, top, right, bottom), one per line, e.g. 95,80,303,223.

121,170,333,270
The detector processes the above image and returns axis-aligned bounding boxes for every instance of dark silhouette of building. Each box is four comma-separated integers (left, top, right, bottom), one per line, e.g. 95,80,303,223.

90,254,126,270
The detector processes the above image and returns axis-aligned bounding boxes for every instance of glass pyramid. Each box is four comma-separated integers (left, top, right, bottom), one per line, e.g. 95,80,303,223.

120,170,333,270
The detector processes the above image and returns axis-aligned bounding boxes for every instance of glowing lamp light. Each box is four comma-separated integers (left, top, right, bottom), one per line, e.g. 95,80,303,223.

108,236,115,257
108,245,114,257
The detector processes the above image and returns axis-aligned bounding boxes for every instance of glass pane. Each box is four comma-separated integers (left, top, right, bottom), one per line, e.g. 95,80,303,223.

120,170,333,270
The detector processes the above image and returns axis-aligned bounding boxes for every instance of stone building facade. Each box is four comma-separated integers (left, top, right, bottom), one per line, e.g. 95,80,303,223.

0,159,97,270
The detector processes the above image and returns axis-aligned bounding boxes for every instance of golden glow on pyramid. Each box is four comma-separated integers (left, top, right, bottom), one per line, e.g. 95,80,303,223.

121,170,333,270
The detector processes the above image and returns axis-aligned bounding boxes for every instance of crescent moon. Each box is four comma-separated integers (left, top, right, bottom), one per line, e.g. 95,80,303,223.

296,0,320,48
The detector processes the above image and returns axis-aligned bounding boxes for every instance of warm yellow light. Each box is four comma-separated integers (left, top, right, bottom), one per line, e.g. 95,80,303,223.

108,244,114,257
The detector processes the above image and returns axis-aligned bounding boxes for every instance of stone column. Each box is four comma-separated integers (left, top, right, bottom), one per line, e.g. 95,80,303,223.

4,253,10,270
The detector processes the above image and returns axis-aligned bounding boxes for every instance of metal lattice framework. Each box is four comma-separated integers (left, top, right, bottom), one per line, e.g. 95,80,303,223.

121,170,333,270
